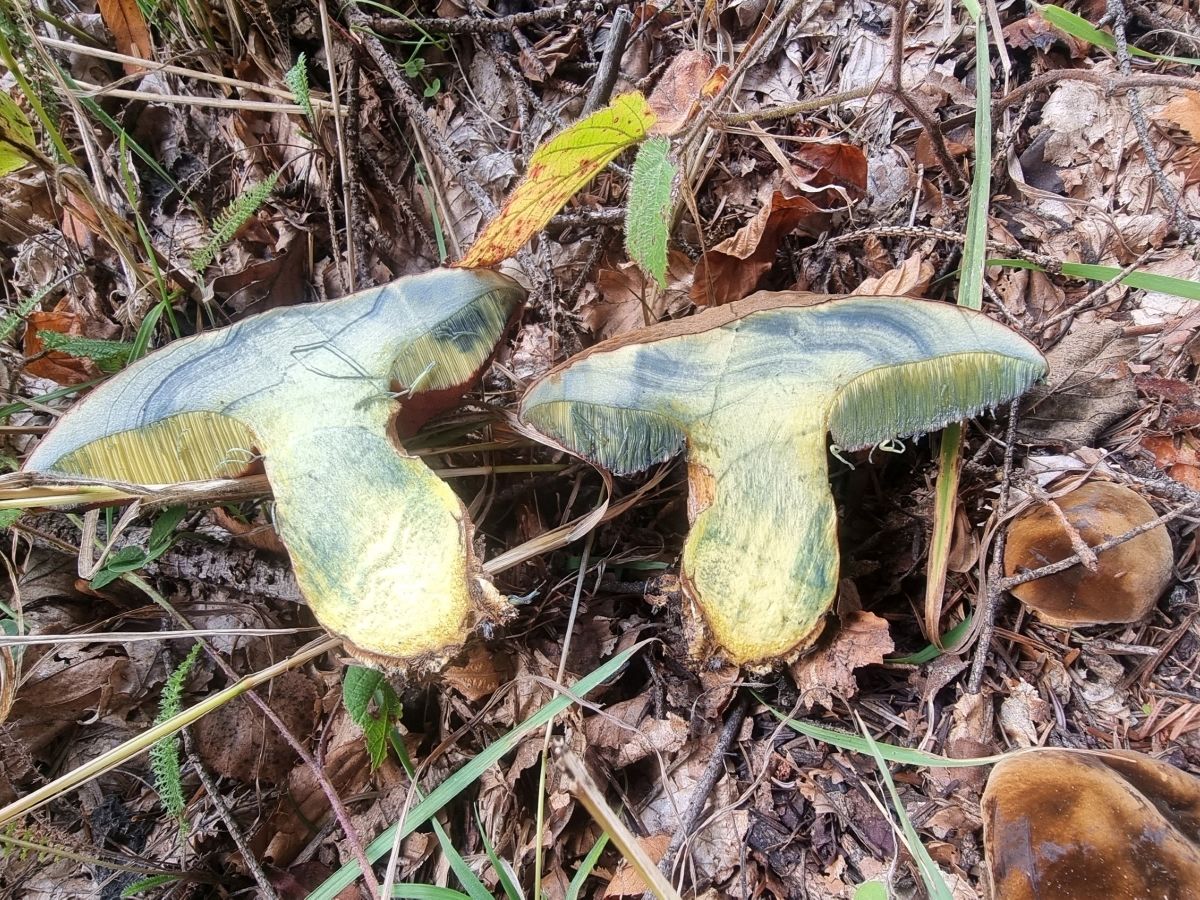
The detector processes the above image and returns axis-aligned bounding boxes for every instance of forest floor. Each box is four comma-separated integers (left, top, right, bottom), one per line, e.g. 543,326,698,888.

2,0,1200,897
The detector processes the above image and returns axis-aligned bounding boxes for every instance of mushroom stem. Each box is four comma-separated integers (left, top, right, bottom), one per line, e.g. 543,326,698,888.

682,411,837,664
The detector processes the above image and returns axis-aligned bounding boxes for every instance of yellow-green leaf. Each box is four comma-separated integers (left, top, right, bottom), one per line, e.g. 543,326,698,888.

458,92,656,269
0,91,35,177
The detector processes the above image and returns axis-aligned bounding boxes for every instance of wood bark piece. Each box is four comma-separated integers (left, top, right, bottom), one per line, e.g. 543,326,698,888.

23,269,525,669
520,291,1047,667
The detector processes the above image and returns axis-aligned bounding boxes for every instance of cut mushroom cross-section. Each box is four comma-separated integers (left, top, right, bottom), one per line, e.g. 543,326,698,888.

520,292,1047,667
24,268,526,668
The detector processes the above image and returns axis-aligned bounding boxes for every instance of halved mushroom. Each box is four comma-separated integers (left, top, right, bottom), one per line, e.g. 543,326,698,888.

982,748,1200,899
24,268,525,668
519,292,1047,667
1003,480,1173,627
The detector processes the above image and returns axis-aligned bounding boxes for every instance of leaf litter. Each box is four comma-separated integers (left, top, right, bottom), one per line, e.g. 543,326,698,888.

1,0,1200,898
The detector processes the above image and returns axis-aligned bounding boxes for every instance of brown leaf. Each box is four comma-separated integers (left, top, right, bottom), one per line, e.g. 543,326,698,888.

690,192,820,306
851,251,933,297
581,251,693,339
259,708,372,866
789,611,894,709
22,310,103,384
604,834,671,896
443,645,514,702
791,142,868,203
194,671,319,783
1164,91,1200,144
11,655,137,751
98,0,153,73
648,51,715,136
1140,433,1200,491
584,695,688,768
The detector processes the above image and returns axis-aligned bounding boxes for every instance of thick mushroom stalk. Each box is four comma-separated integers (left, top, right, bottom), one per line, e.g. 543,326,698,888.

520,292,1047,667
24,268,525,668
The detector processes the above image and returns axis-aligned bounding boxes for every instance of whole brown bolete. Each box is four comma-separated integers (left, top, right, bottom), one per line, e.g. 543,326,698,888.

982,748,1200,899
1003,481,1173,627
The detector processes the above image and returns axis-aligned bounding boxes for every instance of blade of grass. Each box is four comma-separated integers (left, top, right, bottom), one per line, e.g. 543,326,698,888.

762,699,1007,767
885,614,974,665
924,0,992,649
988,258,1200,302
566,832,611,900
855,713,953,900
390,888,473,899
1037,3,1200,67
476,810,524,900
307,640,649,900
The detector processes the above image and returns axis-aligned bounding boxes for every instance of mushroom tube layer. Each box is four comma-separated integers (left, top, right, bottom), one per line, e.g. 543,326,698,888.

520,291,1047,666
24,268,526,668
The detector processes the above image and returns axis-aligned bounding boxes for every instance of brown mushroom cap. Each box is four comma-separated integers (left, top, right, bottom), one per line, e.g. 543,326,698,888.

982,748,1200,900
1002,481,1173,627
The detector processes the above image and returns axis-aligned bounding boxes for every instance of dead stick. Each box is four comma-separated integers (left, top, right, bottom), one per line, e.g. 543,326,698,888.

651,692,749,894
582,6,632,115
367,0,626,35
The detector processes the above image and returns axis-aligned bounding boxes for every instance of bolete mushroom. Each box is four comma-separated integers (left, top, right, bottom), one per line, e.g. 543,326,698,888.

1003,481,1173,627
519,292,1046,667
982,748,1200,899
23,268,525,668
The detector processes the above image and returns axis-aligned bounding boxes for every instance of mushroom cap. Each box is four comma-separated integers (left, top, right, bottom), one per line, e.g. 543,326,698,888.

982,748,1200,900
520,291,1046,665
22,268,525,667
1003,481,1173,627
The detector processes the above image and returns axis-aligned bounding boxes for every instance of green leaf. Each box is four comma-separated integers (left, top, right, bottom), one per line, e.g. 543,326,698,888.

566,831,610,900
309,640,648,900
90,545,149,589
121,875,182,897
151,643,203,835
36,331,134,374
148,506,187,556
342,665,402,771
988,258,1200,302
625,136,676,288
0,89,35,177
854,882,888,900
390,889,473,900
1037,4,1200,67
0,509,20,530
886,615,974,665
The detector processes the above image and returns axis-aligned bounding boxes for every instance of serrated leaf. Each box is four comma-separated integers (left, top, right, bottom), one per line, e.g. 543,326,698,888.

342,665,401,770
625,136,675,288
36,331,134,374
458,92,656,269
0,91,36,177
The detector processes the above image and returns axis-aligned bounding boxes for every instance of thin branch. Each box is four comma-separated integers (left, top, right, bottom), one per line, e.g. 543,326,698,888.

366,0,627,35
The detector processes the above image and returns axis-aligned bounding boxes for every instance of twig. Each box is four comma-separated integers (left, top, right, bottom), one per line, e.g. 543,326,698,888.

582,6,632,116
995,501,1199,593
719,84,878,125
184,735,280,900
366,0,627,35
652,692,749,894
345,2,497,218
1038,248,1156,333
889,0,966,192
1103,0,1196,243
827,224,1063,269
967,404,1019,694
319,0,357,291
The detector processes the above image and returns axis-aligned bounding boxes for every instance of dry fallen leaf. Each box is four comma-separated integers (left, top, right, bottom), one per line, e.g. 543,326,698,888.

194,671,319,783
580,251,693,339
98,0,153,72
1163,91,1200,144
22,309,105,385
690,192,820,306
851,251,933,297
604,833,671,896
790,611,894,709
648,50,716,136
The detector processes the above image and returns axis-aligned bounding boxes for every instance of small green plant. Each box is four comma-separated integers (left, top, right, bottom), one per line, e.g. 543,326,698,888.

150,643,203,835
0,290,44,344
36,332,134,374
342,665,402,771
90,506,186,590
190,171,281,273
120,875,182,897
284,53,314,121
